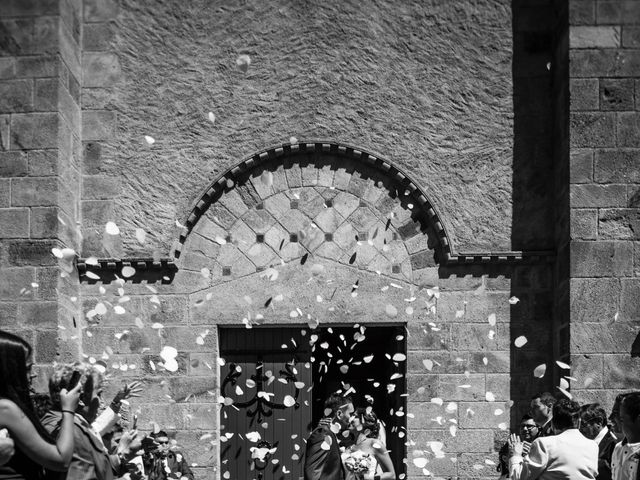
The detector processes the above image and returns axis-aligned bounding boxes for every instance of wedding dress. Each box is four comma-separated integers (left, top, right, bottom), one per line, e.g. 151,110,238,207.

341,447,380,480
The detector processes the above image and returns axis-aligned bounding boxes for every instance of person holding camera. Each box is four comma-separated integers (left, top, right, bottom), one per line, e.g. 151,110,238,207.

41,363,146,480
141,430,195,480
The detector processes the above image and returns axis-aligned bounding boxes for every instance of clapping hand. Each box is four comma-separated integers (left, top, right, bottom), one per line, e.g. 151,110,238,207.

0,430,14,467
508,433,524,456
117,429,147,461
113,381,143,403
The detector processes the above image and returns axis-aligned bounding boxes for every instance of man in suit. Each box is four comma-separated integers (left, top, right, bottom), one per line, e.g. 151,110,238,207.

530,392,557,437
509,399,598,480
304,393,354,480
580,403,617,480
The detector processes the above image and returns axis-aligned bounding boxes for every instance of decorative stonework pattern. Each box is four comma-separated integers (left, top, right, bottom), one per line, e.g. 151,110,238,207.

179,146,438,283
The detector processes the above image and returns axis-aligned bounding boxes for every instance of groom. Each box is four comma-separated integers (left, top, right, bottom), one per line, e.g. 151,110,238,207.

304,393,354,480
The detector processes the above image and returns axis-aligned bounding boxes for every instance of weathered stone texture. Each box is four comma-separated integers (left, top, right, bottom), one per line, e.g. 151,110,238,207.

85,0,514,255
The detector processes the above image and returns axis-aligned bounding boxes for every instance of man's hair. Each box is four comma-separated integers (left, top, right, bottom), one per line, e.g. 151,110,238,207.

621,392,640,421
610,392,631,420
324,393,353,416
520,414,534,422
552,399,581,430
531,392,557,409
580,403,607,426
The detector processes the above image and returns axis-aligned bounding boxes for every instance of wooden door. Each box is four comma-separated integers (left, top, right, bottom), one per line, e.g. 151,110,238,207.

220,328,312,480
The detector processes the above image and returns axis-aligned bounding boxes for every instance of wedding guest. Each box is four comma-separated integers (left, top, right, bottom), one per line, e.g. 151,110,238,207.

611,392,640,480
580,403,616,480
509,399,598,480
608,393,630,440
142,430,195,480
529,392,557,437
0,330,82,479
41,363,145,480
498,415,540,478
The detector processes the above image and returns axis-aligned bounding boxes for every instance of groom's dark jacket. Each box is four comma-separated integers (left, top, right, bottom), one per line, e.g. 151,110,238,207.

304,423,344,480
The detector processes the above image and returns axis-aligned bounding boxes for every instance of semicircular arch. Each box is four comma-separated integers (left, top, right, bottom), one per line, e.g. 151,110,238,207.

174,141,453,284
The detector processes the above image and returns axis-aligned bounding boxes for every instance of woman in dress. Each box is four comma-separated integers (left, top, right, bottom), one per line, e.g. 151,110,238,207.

342,407,396,480
0,330,82,479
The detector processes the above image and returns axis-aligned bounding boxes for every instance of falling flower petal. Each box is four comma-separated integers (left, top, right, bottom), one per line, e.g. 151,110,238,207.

557,386,572,399
413,458,428,468
284,395,296,407
135,228,146,244
113,305,126,315
121,266,136,278
246,431,261,443
509,296,520,304
385,304,398,318
533,364,547,378
236,54,251,72
556,360,571,370
105,222,120,235
392,353,406,362
423,359,433,371
485,391,496,402
290,136,298,144
208,112,216,123
514,336,528,348
488,313,496,326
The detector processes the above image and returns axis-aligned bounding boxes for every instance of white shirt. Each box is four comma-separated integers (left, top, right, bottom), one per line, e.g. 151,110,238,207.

594,426,610,446
611,439,640,480
510,429,598,480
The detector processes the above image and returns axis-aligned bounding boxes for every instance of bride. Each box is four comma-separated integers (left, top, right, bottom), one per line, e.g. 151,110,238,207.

341,408,396,480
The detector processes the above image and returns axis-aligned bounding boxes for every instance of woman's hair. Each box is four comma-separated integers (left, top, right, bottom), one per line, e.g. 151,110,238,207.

0,330,54,478
49,362,102,410
355,407,380,439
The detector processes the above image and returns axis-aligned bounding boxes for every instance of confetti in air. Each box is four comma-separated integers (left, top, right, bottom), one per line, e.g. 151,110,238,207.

144,135,155,145
236,54,251,72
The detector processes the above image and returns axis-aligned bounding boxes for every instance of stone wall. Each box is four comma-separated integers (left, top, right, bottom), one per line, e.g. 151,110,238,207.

568,0,640,405
0,0,83,386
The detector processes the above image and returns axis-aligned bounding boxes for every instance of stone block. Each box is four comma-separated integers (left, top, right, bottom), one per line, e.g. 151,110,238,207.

570,112,616,148
595,149,640,183
0,80,33,113
34,267,58,301
570,241,633,277
8,240,58,266
571,209,597,240
570,278,620,322
83,53,121,88
570,79,598,111
82,110,116,141
0,58,14,79
600,79,635,111
570,49,640,78
406,402,452,429
571,322,637,353
570,0,596,25
570,26,620,48
618,113,640,148
570,184,626,208
84,0,119,21
11,177,58,207
570,150,593,183
15,55,58,78
0,151,28,177
597,1,640,25
623,27,640,48
30,207,59,238
33,78,59,112
0,208,29,238
35,329,59,363
621,279,640,321
636,243,640,277
10,113,58,150
411,429,495,455
0,180,9,207
82,142,103,174
17,301,59,326
571,354,604,389
406,324,450,351
438,373,486,401
604,355,640,389
82,175,120,200
599,209,640,240
449,323,509,352
28,150,57,176
458,401,511,429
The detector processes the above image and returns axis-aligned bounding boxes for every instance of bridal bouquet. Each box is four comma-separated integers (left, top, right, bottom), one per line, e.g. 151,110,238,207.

343,450,373,478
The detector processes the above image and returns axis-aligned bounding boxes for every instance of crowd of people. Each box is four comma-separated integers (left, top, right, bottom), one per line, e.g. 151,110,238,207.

497,392,640,480
0,330,194,480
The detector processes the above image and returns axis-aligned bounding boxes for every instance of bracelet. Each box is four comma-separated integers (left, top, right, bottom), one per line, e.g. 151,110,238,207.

61,409,76,415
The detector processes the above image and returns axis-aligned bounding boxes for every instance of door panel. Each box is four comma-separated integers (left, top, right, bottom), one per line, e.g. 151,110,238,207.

220,329,311,480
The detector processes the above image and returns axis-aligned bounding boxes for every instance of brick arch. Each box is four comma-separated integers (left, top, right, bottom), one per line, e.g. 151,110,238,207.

175,141,452,284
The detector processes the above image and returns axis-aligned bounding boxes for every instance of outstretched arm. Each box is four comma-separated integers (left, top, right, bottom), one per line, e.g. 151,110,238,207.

0,383,82,470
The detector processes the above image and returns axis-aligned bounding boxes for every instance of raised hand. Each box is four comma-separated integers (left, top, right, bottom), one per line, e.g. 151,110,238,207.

508,433,524,456
60,379,83,411
113,381,143,403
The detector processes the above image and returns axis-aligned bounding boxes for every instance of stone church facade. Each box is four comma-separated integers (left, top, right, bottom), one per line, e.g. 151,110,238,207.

0,0,639,478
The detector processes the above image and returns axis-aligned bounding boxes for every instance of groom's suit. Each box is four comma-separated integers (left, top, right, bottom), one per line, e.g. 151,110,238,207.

304,422,344,480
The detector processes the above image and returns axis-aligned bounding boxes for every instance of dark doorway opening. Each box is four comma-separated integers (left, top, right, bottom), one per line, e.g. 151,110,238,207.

219,325,406,480
311,324,407,479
